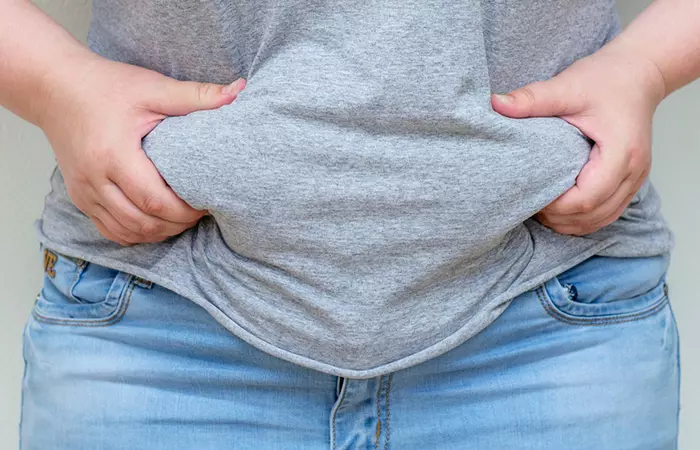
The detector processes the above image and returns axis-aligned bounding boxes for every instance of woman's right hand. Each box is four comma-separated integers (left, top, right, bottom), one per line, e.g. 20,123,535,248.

37,55,246,246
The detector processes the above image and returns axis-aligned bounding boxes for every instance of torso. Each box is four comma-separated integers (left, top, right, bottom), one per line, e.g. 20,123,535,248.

35,0,673,376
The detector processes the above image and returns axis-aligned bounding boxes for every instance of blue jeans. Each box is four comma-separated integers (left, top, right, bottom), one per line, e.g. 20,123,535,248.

20,247,680,449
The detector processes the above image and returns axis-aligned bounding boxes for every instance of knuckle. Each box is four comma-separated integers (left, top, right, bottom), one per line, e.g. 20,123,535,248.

540,204,560,216
569,217,586,227
141,195,164,216
94,146,118,168
70,168,93,186
196,82,212,103
517,87,537,109
546,207,565,217
578,200,597,214
139,220,163,236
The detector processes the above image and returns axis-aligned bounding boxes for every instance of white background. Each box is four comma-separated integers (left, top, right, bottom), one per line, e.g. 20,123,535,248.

1,0,697,447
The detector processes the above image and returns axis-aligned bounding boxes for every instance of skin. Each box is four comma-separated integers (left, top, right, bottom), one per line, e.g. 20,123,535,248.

0,0,246,246
1,0,699,244
492,0,700,236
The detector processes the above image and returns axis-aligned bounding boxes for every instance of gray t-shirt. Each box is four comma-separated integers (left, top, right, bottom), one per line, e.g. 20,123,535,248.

36,0,673,378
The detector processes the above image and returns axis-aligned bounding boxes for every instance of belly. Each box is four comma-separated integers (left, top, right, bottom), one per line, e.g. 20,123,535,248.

142,70,591,295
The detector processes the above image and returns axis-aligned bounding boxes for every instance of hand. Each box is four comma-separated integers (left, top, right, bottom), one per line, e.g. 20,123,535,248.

491,42,666,236
38,55,246,246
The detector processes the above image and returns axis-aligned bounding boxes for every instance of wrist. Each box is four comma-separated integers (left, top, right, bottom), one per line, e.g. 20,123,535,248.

602,36,668,107
34,50,103,130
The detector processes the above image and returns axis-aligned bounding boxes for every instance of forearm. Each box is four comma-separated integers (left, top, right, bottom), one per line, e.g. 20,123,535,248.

0,0,96,126
610,0,700,98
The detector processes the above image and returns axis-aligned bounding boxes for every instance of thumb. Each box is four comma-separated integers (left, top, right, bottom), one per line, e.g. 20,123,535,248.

152,77,247,116
491,77,581,119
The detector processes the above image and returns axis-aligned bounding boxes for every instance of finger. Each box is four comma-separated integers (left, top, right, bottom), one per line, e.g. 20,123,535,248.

90,213,132,247
491,76,584,119
541,172,644,226
98,181,199,236
107,149,206,224
64,181,100,218
92,204,147,244
541,144,628,216
537,187,639,236
538,198,626,236
536,212,594,237
150,77,247,116
589,191,638,230
582,174,643,232
92,204,171,244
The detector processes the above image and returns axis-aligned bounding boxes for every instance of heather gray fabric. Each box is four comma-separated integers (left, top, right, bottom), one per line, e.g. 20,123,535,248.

35,0,673,378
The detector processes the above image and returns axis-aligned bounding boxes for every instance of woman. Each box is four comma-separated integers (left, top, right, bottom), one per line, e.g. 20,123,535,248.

1,0,693,448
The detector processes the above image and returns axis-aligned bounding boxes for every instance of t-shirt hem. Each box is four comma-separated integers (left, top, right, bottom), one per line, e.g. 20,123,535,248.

34,223,619,379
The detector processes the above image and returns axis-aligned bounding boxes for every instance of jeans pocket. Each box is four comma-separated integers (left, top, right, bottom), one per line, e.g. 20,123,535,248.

537,254,671,325
32,247,137,326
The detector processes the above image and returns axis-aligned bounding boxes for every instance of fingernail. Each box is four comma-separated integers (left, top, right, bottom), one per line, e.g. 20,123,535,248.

222,78,246,95
494,94,514,104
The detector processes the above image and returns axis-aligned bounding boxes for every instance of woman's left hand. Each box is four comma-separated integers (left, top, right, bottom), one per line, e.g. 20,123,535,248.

491,43,667,236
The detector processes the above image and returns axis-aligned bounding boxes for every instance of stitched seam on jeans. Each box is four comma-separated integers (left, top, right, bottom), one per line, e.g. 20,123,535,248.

375,375,383,450
330,377,348,450
537,286,668,325
536,286,669,326
32,278,135,326
68,258,89,301
540,280,668,320
385,374,392,450
32,278,136,327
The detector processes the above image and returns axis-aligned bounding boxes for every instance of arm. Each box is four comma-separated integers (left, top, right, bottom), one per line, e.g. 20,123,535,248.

491,0,700,235
0,0,95,127
0,0,246,245
615,0,700,97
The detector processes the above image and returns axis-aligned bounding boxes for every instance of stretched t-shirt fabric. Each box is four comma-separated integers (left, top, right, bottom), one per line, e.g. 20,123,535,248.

35,0,673,378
